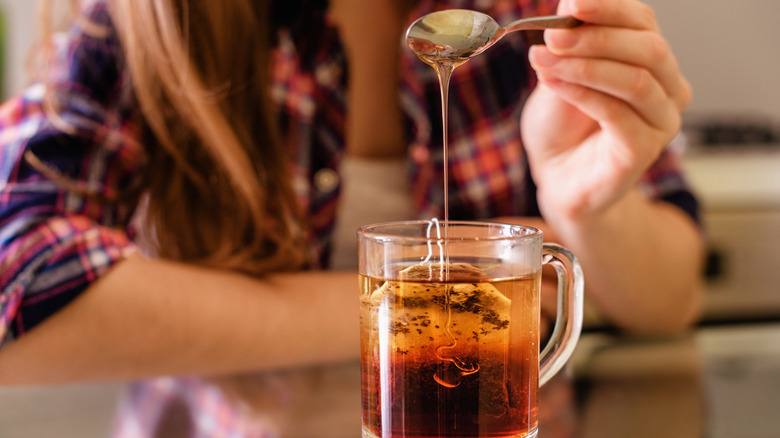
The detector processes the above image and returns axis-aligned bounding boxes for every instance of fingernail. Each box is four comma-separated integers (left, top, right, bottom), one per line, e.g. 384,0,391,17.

545,29,577,50
570,0,598,14
529,46,559,68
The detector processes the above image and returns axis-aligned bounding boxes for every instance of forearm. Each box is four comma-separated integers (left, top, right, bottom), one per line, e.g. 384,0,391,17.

330,0,413,158
0,254,359,385
549,189,705,335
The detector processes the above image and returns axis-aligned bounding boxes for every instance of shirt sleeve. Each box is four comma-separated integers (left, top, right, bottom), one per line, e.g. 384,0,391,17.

0,3,145,346
638,147,701,225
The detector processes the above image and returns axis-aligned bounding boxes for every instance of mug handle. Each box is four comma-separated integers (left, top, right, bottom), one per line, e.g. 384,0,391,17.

539,243,584,387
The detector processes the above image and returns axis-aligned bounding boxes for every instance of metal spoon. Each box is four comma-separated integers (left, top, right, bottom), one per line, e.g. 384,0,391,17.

406,9,583,63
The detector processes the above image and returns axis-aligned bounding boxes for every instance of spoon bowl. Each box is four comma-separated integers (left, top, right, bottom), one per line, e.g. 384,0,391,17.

406,9,582,62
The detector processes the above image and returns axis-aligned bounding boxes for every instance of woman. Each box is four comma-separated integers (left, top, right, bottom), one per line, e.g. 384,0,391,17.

0,0,703,435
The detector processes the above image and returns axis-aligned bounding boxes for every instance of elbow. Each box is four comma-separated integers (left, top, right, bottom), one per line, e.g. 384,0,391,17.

621,281,705,339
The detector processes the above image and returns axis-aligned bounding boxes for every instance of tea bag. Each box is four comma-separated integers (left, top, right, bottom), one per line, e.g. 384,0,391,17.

369,262,511,383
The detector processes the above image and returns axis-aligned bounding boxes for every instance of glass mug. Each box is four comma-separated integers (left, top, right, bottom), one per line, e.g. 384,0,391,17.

358,220,584,438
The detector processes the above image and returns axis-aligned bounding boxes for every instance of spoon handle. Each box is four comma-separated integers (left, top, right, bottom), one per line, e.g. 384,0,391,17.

505,15,583,33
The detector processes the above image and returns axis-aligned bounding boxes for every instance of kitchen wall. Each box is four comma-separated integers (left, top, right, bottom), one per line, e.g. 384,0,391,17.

0,0,37,99
645,0,780,123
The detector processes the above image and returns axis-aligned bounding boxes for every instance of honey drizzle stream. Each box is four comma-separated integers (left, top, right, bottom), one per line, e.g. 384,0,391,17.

423,56,468,280
419,55,474,388
434,60,454,231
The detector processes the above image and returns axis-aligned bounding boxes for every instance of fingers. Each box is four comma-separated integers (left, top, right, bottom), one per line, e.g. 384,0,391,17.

557,0,660,32
529,44,682,134
543,26,692,112
532,73,670,167
528,0,692,145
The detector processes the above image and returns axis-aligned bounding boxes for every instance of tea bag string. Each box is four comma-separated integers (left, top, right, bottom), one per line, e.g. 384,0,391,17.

422,218,445,280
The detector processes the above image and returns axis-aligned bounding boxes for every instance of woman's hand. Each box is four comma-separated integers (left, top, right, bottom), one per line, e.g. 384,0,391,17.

519,0,703,335
521,0,692,222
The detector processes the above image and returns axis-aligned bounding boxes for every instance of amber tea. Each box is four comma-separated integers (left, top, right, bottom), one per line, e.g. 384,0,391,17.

358,220,583,438
360,261,541,438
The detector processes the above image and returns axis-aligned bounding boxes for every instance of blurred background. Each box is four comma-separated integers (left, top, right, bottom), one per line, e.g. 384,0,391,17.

0,0,778,437
646,0,780,323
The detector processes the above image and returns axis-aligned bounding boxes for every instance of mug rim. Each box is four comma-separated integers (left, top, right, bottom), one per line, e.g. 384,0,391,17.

357,220,542,242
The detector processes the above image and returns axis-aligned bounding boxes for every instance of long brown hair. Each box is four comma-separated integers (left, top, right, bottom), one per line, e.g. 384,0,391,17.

38,0,309,274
